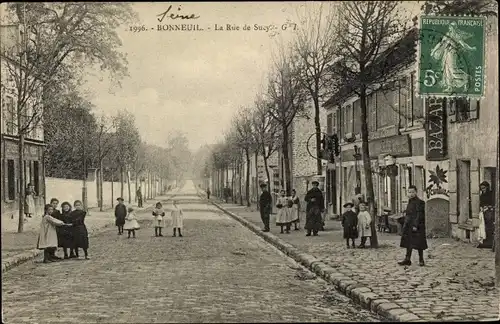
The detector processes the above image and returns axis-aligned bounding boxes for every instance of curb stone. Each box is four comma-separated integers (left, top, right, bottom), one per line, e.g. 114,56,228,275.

208,199,422,322
1,196,174,274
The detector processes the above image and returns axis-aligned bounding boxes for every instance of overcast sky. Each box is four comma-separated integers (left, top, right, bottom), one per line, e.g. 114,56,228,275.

82,1,421,151
83,2,303,151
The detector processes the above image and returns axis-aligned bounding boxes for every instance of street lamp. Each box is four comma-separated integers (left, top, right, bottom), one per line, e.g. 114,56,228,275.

353,145,362,194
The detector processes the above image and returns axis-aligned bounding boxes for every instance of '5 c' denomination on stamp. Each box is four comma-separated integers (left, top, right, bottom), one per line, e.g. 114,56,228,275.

418,15,486,98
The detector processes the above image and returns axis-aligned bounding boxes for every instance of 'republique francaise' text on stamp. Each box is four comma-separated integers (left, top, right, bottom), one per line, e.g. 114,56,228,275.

418,15,486,98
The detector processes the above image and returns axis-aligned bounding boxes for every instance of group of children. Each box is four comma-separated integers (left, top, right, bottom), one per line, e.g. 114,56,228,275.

341,200,373,249
115,198,184,238
37,198,90,263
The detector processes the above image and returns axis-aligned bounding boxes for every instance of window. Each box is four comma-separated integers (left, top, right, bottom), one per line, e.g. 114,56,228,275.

7,159,15,200
376,88,397,128
344,104,353,135
353,99,361,135
326,113,333,135
367,92,377,132
33,161,40,194
332,111,338,134
448,98,480,123
400,76,411,126
3,96,15,135
412,73,424,121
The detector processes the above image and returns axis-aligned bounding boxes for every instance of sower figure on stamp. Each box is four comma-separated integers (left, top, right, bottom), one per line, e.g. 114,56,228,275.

399,185,428,266
259,183,272,232
304,180,324,237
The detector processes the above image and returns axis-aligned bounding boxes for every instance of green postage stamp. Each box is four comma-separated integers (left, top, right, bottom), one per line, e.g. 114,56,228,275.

418,15,486,98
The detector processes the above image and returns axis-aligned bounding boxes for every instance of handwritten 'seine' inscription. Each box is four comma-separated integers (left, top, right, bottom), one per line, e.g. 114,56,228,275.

157,5,200,23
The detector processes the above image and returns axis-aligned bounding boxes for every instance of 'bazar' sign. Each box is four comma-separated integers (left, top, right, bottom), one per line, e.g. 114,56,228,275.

425,98,448,161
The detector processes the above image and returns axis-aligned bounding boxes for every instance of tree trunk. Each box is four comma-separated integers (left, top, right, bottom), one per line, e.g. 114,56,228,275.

313,96,322,175
238,162,243,206
111,171,114,207
282,123,292,196
99,159,104,211
359,87,379,248
495,134,499,286
245,149,251,207
134,170,139,202
127,169,132,204
231,162,236,203
17,133,25,233
120,165,124,198
255,151,259,210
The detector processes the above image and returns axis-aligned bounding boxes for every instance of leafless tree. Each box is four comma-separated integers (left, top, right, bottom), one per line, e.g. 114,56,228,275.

1,2,137,232
251,95,281,191
332,1,412,248
267,47,308,195
293,2,338,175
232,107,257,207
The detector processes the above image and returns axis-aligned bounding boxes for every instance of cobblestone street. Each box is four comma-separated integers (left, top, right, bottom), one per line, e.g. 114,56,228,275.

217,201,499,322
1,182,379,323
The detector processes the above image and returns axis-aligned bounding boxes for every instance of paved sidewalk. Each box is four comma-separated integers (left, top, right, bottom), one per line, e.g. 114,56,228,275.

213,199,498,322
1,194,174,272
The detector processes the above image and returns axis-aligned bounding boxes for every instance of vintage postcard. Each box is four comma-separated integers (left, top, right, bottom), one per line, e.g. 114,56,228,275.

1,1,498,323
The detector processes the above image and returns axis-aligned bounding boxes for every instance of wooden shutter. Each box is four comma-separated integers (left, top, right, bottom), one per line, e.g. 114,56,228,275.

448,159,458,223
448,99,457,123
470,158,480,219
469,99,480,120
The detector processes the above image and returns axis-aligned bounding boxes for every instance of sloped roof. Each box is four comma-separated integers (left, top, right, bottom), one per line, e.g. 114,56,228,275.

323,28,418,108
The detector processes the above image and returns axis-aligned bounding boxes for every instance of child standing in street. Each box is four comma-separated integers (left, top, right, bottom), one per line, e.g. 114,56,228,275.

341,202,358,248
171,200,184,237
357,201,372,248
115,197,127,235
152,202,165,237
124,207,140,238
37,204,72,263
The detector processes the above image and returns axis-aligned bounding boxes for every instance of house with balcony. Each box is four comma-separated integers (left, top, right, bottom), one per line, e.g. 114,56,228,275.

1,24,46,219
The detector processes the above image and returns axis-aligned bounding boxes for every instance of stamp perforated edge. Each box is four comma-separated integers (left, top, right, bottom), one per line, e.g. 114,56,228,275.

415,14,488,99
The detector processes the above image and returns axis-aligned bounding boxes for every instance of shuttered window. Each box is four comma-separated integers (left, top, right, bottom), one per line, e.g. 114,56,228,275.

326,113,333,135
7,159,15,200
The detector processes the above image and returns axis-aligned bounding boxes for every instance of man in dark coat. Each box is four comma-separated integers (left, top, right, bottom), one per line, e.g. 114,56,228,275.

115,197,127,235
206,188,211,200
136,187,143,208
399,185,427,266
305,180,325,236
259,183,272,232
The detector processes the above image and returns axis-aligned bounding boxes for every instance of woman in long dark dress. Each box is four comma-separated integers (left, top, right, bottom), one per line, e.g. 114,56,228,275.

71,200,89,260
478,181,495,249
60,201,77,259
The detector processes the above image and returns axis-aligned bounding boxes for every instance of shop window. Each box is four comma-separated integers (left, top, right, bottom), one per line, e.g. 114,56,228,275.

7,159,15,200
448,98,480,123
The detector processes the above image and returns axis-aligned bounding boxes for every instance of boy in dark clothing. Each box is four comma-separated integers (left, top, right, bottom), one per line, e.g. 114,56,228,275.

115,197,127,235
342,202,358,248
259,183,272,232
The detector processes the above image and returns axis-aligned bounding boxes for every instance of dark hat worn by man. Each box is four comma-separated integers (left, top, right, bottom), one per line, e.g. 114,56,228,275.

117,197,124,202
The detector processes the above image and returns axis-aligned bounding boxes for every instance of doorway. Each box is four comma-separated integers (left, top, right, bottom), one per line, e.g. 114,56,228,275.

457,160,472,223
484,167,497,197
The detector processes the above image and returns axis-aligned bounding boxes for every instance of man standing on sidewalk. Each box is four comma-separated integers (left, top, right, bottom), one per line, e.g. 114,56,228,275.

136,187,143,208
305,181,325,236
398,185,428,266
259,183,272,232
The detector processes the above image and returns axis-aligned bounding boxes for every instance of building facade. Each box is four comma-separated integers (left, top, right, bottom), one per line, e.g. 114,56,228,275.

447,16,498,242
323,29,437,231
1,24,46,219
291,101,328,212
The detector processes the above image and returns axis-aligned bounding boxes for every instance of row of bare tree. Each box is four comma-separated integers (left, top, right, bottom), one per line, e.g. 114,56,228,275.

200,0,496,248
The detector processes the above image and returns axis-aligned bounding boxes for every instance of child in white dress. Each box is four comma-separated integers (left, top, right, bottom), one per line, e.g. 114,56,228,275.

152,202,165,237
124,207,140,238
171,200,184,237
